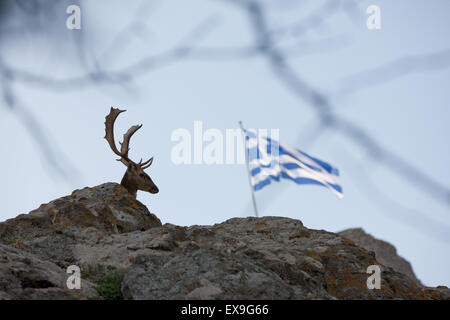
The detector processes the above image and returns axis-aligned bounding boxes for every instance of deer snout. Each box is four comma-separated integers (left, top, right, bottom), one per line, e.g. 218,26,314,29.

149,186,159,194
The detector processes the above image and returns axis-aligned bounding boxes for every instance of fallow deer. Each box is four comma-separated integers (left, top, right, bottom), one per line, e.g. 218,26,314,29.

104,107,159,198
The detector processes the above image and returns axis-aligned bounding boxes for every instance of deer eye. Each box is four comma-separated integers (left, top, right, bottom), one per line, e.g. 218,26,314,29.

139,174,145,177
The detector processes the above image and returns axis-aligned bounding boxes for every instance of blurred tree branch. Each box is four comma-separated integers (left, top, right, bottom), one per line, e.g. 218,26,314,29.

221,0,450,209
337,48,450,96
0,57,80,182
1,0,449,224
0,2,218,184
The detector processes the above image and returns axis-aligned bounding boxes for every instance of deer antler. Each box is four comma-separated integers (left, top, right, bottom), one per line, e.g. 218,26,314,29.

105,107,129,165
104,107,154,168
139,157,153,169
120,124,142,160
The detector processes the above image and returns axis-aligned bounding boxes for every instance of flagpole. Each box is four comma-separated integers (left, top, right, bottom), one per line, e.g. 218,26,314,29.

239,121,259,218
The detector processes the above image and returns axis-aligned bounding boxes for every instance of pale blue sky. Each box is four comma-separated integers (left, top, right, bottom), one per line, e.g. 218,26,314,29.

1,0,449,287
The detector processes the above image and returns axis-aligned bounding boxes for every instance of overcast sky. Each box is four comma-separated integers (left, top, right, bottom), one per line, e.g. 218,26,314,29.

1,0,449,287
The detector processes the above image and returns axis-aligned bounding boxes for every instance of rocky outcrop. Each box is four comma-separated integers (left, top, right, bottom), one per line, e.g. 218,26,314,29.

0,183,448,300
0,183,161,299
0,243,98,299
338,228,421,285
120,218,449,300
0,183,161,271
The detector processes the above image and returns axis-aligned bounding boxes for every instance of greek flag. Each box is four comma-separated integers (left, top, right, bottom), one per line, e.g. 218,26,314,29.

244,129,343,198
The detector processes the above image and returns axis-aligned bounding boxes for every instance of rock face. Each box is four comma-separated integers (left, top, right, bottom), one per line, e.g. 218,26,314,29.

0,183,161,299
0,243,98,300
338,228,421,285
0,183,448,300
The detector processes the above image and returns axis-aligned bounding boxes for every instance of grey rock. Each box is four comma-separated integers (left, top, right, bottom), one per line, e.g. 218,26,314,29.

0,244,98,299
0,184,448,300
121,217,449,300
0,183,161,269
338,228,421,285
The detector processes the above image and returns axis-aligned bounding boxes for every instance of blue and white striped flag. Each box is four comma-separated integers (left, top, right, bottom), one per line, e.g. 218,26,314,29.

244,129,343,198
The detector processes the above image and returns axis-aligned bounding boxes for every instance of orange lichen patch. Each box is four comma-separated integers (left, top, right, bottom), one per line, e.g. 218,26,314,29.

372,274,431,300
255,220,270,234
152,215,162,226
185,281,202,292
310,245,407,299
343,239,354,245
102,256,111,262
324,267,369,298
257,220,267,227
38,203,49,210
437,286,448,289
424,291,440,300
326,275,337,288
395,287,429,300
127,200,141,210
289,231,310,240
308,251,319,260
189,228,216,243
299,231,310,238
113,184,124,198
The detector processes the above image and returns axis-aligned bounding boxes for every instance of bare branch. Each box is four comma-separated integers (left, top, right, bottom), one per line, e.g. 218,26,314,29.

0,58,81,183
4,14,221,91
337,48,450,96
226,0,450,208
337,144,450,243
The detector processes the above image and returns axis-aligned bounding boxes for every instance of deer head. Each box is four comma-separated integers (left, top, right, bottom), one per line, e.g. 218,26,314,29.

104,107,159,198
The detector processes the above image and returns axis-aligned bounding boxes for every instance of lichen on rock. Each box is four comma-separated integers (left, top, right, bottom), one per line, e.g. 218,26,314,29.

0,184,448,300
